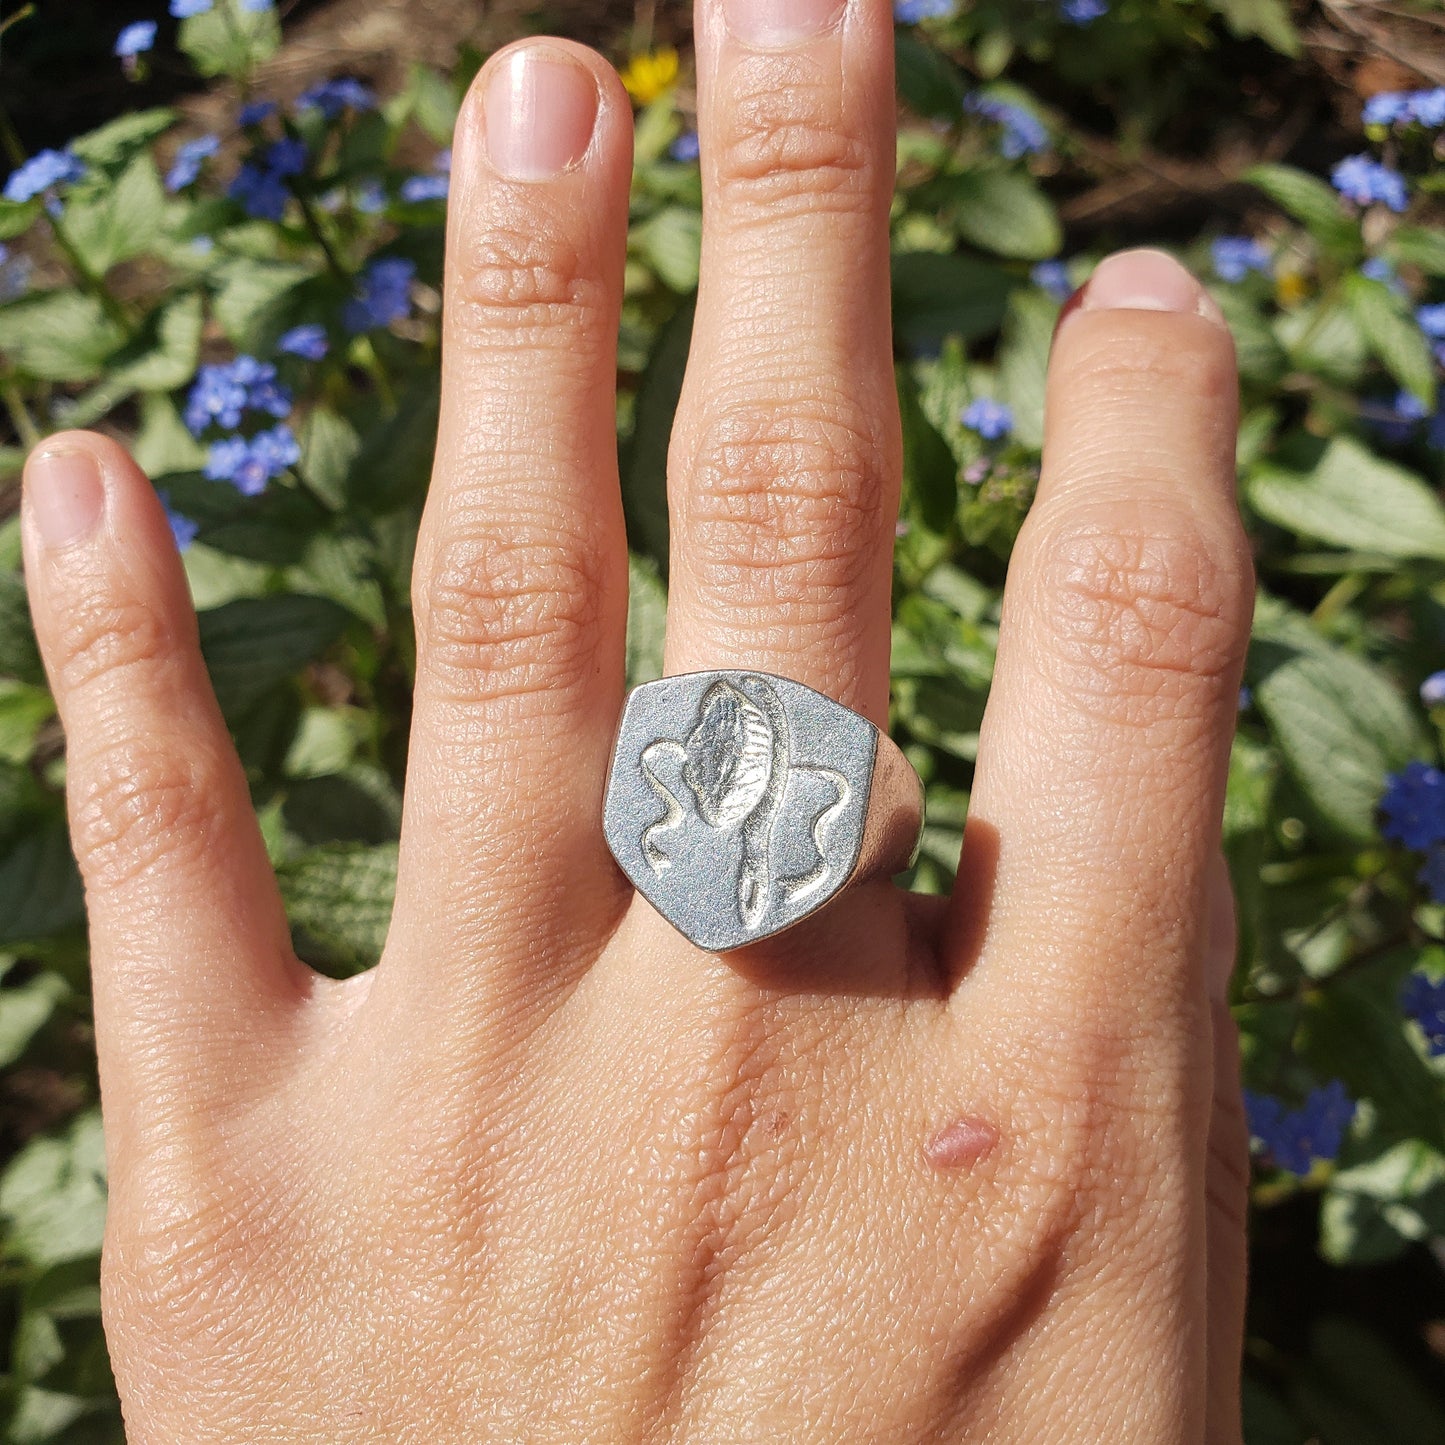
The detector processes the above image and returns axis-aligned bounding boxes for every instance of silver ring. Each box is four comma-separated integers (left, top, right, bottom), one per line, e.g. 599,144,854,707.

603,670,925,951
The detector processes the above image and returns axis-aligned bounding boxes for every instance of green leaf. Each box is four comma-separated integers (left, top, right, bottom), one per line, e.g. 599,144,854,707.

0,972,67,1070
995,288,1057,449
63,153,166,275
283,766,402,848
345,374,440,511
0,570,43,684
198,595,351,717
897,362,957,533
1344,273,1438,408
0,683,55,766
1320,1139,1445,1265
1252,637,1427,844
1209,0,1300,55
1248,437,1445,561
68,109,175,169
1242,1376,1308,1445
1214,287,1288,385
277,842,397,973
1246,165,1359,254
630,206,702,292
178,0,281,77
0,1111,107,1268
626,554,667,688
620,293,694,574
210,257,316,348
1388,226,1445,277
1274,297,1366,385
62,293,204,428
0,291,125,383
948,170,1061,261
892,251,1012,348
301,408,362,512
1299,953,1445,1149
895,33,967,119
0,819,85,948
393,63,461,145
0,198,39,240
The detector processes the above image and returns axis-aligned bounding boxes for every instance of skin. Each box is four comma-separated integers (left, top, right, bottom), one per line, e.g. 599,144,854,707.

20,2,1254,1440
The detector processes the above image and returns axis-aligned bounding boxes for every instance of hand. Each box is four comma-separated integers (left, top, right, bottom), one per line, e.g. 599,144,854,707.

21,2,1252,1440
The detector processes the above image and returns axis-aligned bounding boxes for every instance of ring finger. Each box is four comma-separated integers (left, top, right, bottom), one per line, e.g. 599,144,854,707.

663,0,900,726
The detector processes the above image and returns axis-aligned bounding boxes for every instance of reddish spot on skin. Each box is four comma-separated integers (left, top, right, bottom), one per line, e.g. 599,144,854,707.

924,1117,999,1170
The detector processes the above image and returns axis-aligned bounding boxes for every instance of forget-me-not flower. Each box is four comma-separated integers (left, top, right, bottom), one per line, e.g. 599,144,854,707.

962,398,1014,440
115,21,157,58
165,134,221,193
1401,973,1445,1057
3,148,86,204
277,324,330,361
205,423,300,496
238,100,278,128
1031,259,1073,300
1243,1082,1355,1176
1060,0,1107,22
229,163,290,220
670,130,701,163
170,0,214,16
894,0,956,20
1331,154,1409,212
344,257,416,332
965,94,1049,159
298,78,376,119
1211,236,1272,283
1380,761,1445,850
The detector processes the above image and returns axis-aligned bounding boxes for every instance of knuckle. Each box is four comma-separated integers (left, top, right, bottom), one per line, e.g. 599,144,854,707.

1026,505,1252,726
451,218,607,341
716,62,870,215
71,741,223,893
676,402,891,620
415,531,608,711
54,592,176,698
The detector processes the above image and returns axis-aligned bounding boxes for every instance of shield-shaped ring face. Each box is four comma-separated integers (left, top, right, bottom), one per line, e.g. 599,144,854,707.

603,672,879,952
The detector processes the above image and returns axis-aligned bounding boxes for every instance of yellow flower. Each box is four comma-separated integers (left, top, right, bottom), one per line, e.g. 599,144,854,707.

1275,268,1310,308
621,47,680,105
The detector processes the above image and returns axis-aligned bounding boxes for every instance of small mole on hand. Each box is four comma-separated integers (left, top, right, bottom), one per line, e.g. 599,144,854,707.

924,1117,999,1170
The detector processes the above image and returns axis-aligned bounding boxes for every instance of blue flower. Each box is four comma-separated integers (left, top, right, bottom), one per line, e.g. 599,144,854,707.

1371,387,1430,445
669,129,700,162
401,172,449,203
1363,92,1412,126
3,148,86,204
1401,972,1445,1057
1331,154,1409,212
1238,686,1253,712
1416,304,1445,339
1360,256,1407,296
277,324,329,360
165,134,221,193
1031,259,1073,300
239,0,275,9
204,424,299,496
238,100,278,127
1243,1081,1355,1175
965,94,1049,159
1060,0,1107,22
344,256,416,332
1211,236,1272,283
0,244,31,303
1421,671,1445,707
229,163,290,220
115,20,157,57
1411,89,1445,128
163,501,200,551
170,0,214,15
1380,760,1445,850
894,0,956,19
433,148,452,174
297,78,376,119
184,357,293,436
266,136,308,178
353,180,386,214
961,397,1014,440
1417,846,1445,904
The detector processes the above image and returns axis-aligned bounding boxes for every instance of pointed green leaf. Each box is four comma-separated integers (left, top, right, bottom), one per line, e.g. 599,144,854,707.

1345,273,1437,408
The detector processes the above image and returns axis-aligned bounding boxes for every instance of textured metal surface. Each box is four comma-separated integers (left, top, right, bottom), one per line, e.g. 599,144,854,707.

603,671,920,952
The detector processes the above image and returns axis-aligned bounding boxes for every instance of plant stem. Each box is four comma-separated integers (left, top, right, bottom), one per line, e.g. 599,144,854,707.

47,216,132,334
290,184,349,282
1,375,39,450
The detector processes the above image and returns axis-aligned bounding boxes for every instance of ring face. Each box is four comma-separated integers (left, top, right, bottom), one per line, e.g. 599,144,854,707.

603,671,878,951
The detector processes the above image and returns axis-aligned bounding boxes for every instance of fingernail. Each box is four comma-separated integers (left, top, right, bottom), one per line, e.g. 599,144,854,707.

724,0,847,48
25,448,105,551
1080,248,1226,325
484,46,598,181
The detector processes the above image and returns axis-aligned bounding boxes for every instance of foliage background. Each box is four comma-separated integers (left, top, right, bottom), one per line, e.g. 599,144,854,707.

1,0,1444,1439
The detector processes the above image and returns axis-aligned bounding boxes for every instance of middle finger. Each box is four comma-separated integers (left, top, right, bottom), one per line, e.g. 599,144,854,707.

664,0,900,725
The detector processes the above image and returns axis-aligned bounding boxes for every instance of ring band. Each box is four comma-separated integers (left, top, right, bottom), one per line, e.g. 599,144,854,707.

603,671,925,951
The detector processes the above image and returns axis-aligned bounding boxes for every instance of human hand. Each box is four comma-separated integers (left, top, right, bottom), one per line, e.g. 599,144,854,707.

21,1,1252,1439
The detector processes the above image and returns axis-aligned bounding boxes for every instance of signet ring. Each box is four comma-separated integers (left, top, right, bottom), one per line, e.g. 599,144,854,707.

603,671,925,952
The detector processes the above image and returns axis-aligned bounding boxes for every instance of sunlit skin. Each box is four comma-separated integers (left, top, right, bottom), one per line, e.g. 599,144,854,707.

20,2,1252,1440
